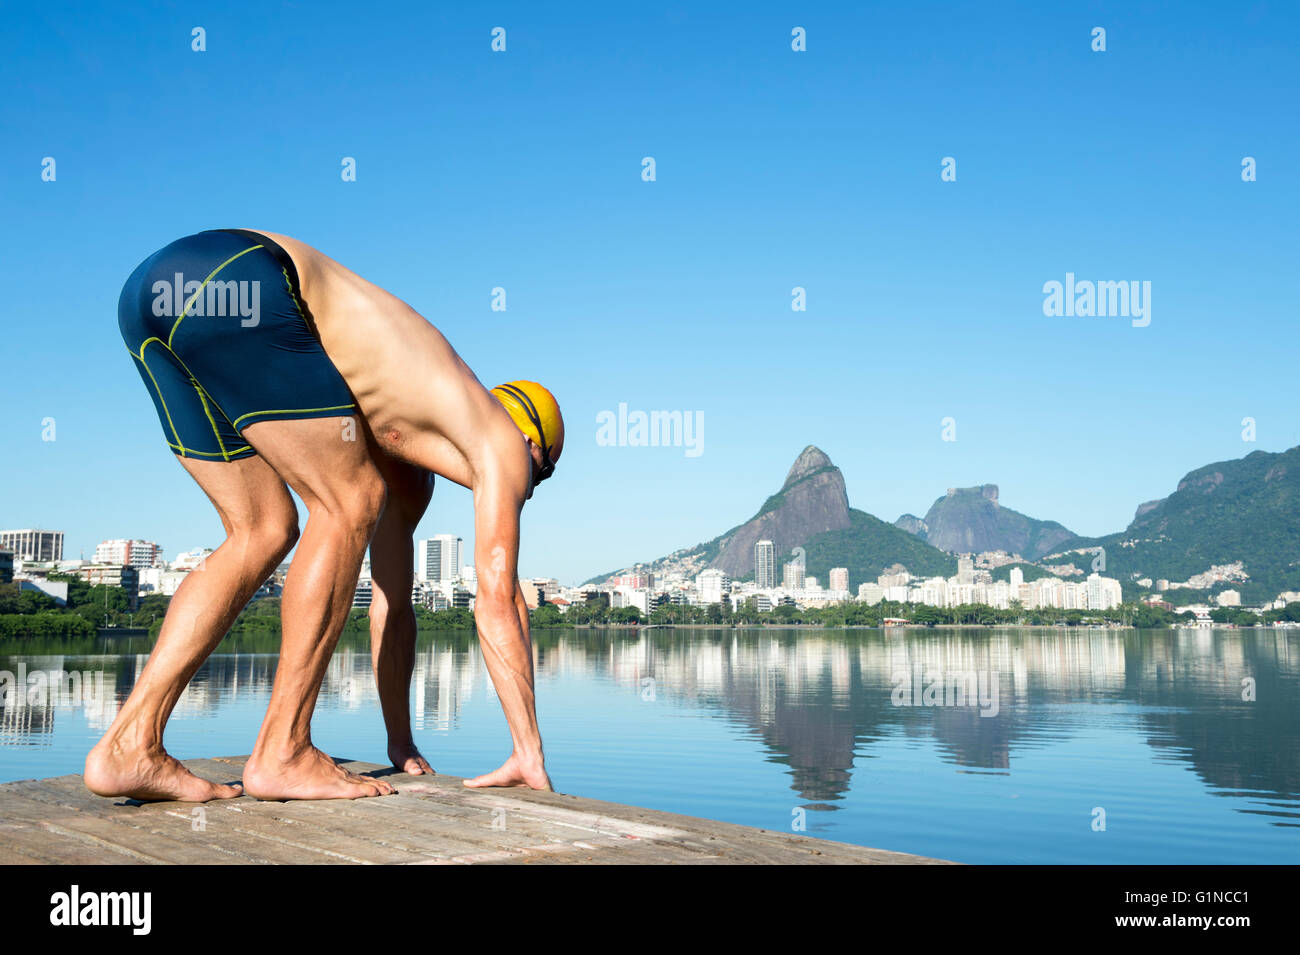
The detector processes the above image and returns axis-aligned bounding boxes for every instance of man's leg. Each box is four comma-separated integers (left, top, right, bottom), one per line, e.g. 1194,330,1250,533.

238,416,395,799
367,454,434,774
85,455,299,801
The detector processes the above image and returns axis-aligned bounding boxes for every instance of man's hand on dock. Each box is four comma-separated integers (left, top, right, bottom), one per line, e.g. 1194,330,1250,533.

389,742,434,776
463,752,553,791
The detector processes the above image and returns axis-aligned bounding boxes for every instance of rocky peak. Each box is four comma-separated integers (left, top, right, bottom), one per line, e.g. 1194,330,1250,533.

946,484,999,506
895,513,930,538
707,445,851,578
783,445,834,489
923,484,1072,561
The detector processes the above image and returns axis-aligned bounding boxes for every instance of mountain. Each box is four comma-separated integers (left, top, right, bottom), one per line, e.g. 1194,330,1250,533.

584,446,956,589
585,443,1300,604
800,509,957,585
909,485,1081,561
706,446,851,578
1045,447,1300,602
901,484,1076,561
894,514,929,537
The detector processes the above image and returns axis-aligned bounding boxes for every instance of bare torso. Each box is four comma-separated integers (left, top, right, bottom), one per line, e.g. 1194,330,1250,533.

241,230,529,497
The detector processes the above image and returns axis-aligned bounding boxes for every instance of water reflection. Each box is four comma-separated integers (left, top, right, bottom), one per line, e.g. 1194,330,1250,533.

2,627,1297,828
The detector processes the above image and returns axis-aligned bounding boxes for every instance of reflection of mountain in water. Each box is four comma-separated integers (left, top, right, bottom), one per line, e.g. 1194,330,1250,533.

595,630,1122,802
1126,630,1300,810
589,628,1299,811
3,628,1297,819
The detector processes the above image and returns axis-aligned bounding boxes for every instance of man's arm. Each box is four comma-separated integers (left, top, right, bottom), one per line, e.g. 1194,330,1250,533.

514,578,533,646
464,474,552,791
367,451,434,773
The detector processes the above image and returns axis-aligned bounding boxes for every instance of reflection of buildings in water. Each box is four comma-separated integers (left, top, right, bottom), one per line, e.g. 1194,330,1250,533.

564,629,1299,812
0,655,120,741
409,643,482,733
95,645,490,738
6,630,1294,817
590,634,867,804
589,633,1038,797
317,644,486,734
876,631,1132,769
172,653,278,718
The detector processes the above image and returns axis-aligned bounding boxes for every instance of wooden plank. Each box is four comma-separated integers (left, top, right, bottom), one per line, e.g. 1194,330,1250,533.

231,796,530,861
174,759,650,861
0,817,149,866
0,829,146,865
0,757,955,865
4,777,416,865
0,793,186,863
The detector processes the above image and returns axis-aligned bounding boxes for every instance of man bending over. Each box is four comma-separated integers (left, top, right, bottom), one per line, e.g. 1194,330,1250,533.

86,228,562,800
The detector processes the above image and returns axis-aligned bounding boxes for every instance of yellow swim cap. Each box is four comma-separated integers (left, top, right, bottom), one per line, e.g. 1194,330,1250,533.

491,380,564,475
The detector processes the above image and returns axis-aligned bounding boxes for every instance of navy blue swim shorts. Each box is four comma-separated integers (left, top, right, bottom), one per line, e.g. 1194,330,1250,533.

117,229,356,461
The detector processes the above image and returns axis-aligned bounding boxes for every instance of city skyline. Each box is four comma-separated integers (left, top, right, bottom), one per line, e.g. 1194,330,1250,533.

11,525,1267,623
6,434,1298,588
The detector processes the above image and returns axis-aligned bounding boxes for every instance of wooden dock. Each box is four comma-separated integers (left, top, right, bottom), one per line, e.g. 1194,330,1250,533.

0,756,952,865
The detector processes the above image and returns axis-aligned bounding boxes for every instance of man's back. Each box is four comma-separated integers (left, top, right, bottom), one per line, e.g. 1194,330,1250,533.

241,229,526,494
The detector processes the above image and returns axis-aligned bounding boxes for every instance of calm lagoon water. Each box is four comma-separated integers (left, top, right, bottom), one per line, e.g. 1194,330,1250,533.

2,626,1297,864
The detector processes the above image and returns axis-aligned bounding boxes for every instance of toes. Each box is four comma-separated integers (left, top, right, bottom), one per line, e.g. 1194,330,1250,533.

356,774,393,795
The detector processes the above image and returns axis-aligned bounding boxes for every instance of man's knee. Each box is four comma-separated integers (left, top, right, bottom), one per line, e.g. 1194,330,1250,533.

238,508,300,564
327,469,388,536
265,514,301,559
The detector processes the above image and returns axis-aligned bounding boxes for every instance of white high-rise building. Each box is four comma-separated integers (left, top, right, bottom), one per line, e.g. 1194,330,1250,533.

1009,566,1025,590
1085,573,1122,610
754,540,776,589
858,583,884,605
957,557,975,584
782,560,805,590
697,569,731,605
828,567,849,592
93,539,162,569
417,534,462,582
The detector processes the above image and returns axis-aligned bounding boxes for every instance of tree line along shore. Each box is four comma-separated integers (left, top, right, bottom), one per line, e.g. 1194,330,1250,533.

4,576,1298,640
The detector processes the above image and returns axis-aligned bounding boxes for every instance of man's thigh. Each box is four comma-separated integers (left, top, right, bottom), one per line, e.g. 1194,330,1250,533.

176,453,296,533
241,415,382,512
370,449,434,526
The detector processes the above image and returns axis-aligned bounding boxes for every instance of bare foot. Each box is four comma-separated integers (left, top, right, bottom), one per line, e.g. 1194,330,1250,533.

243,745,397,800
463,752,552,791
388,741,434,776
85,739,242,803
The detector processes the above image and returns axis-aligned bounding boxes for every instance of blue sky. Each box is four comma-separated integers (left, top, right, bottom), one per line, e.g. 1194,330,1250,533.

1,1,1296,584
